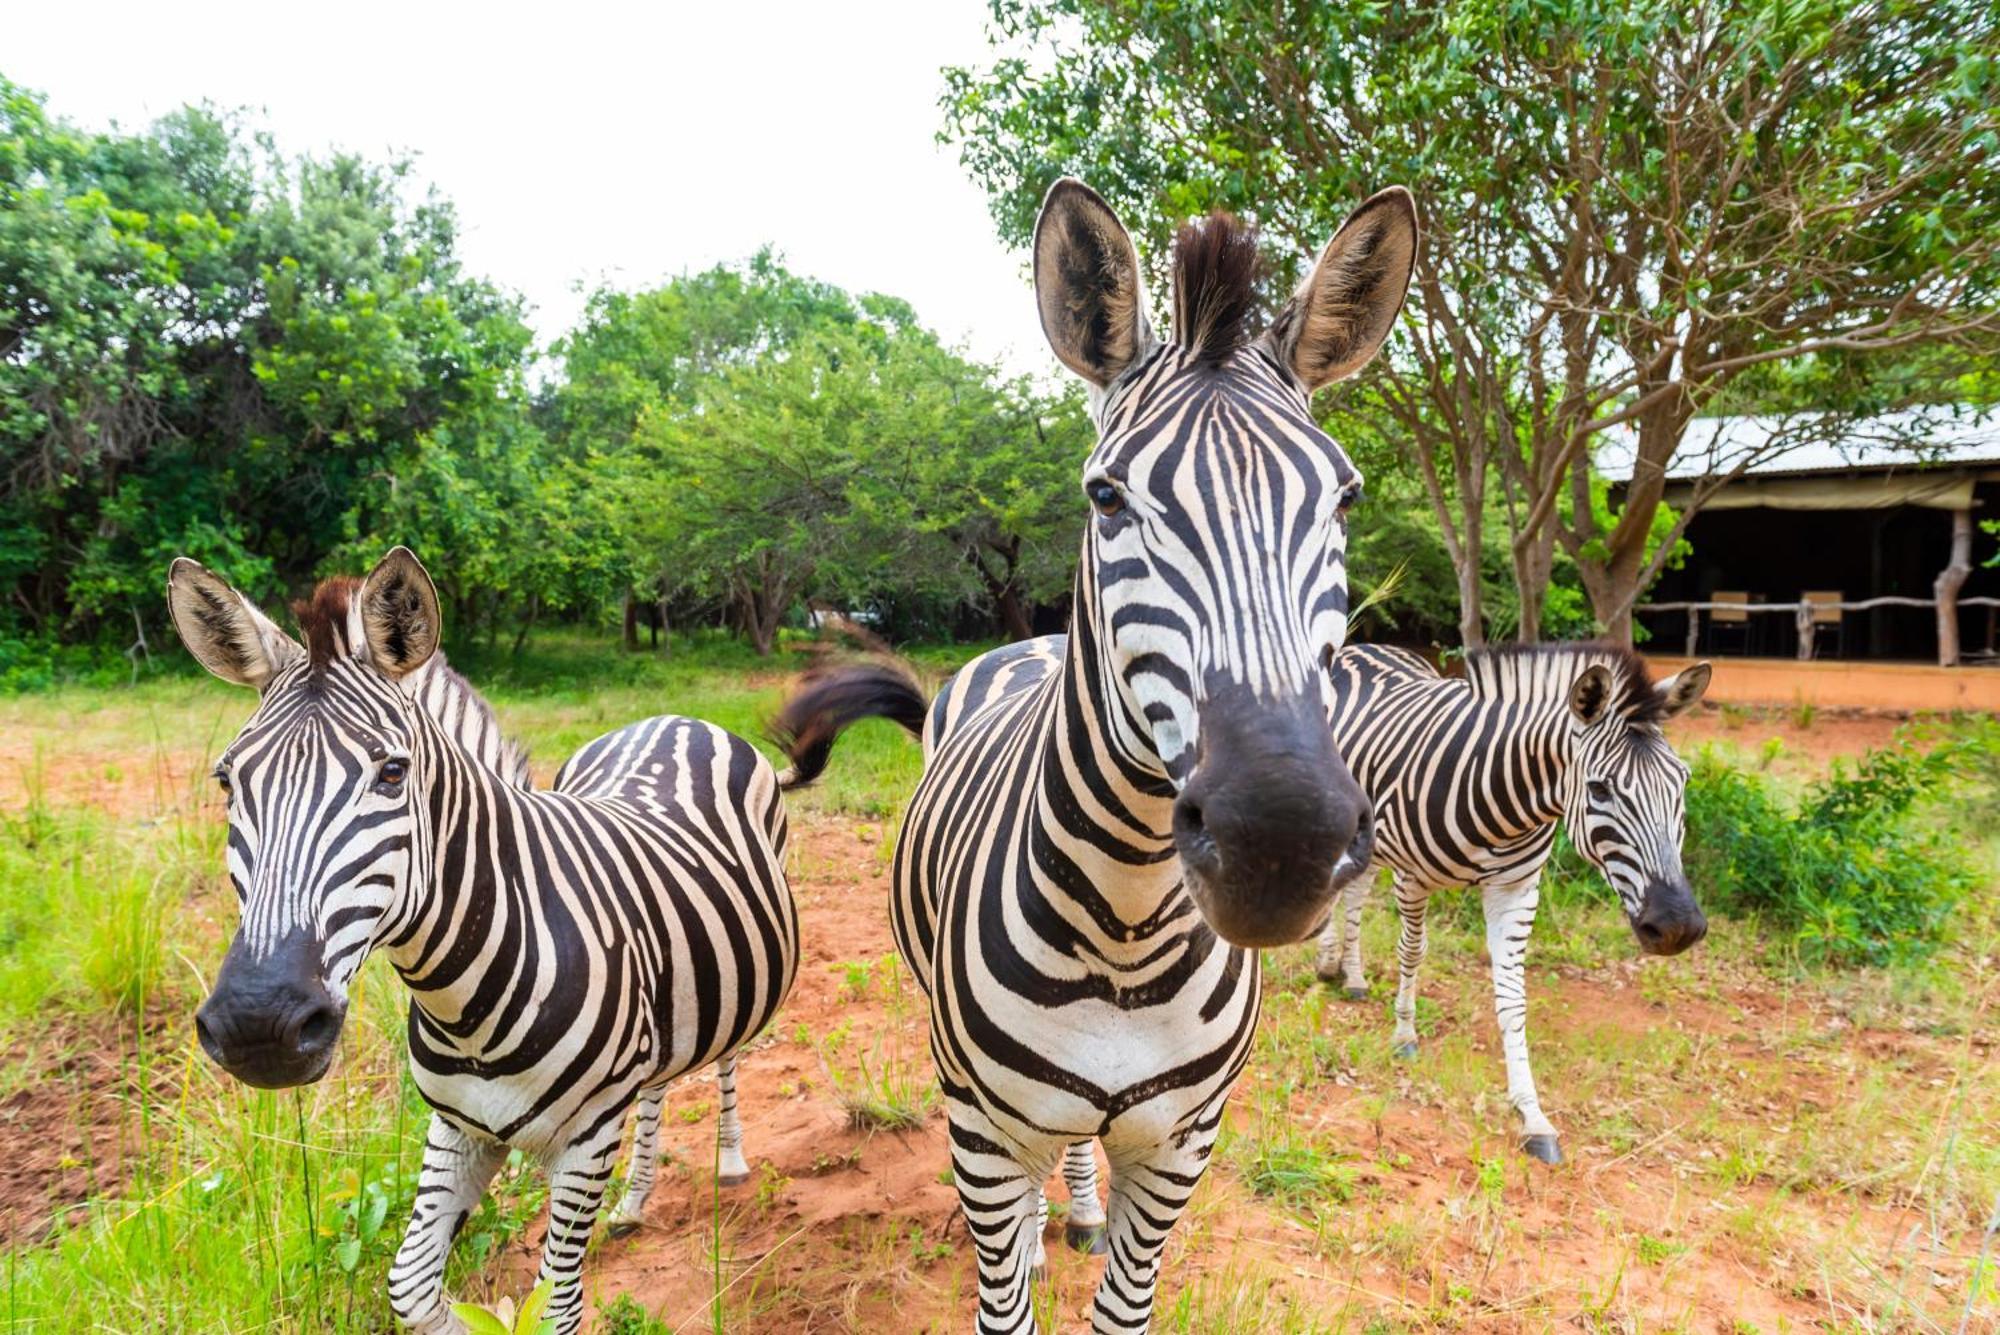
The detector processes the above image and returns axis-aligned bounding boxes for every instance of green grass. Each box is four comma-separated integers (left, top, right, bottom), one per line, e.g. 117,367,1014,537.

1,633,1997,1331
0,630,957,1332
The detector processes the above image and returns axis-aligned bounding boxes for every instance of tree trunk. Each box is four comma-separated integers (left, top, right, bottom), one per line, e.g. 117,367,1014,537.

1456,559,1485,648
969,536,1035,642
510,592,541,657
748,598,779,657
1582,548,1644,647
1510,522,1557,644
1936,507,1973,667
994,585,1034,641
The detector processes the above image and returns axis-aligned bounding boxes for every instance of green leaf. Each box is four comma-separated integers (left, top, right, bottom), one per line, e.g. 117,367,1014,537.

449,1305,513,1335
513,1280,556,1335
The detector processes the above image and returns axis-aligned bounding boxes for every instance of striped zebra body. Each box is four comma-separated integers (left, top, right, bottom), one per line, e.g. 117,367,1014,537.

1315,642,1710,1162
776,179,1415,1332
169,551,797,1334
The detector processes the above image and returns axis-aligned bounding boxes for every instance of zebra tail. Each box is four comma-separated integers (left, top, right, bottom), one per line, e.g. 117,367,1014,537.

769,662,928,790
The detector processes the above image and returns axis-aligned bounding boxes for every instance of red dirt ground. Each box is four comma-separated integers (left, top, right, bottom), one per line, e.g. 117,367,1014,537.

473,816,1995,1334
0,1014,183,1246
7,719,1991,1331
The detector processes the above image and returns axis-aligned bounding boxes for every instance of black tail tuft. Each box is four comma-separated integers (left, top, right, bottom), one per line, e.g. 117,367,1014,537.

770,662,929,790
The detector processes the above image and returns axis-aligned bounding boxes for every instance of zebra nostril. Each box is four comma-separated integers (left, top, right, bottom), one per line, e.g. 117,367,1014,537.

1172,795,1222,877
194,1007,228,1067
293,1003,341,1056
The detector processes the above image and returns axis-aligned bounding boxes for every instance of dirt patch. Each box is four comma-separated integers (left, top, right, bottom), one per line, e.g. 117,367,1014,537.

1666,704,1903,767
0,1014,182,1246
542,815,1995,1332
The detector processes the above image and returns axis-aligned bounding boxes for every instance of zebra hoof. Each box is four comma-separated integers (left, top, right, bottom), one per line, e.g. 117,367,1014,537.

606,1219,642,1240
1343,987,1371,1003
1521,1135,1563,1165
717,1170,753,1188
1315,965,1343,986
1064,1222,1110,1255
1391,1041,1419,1061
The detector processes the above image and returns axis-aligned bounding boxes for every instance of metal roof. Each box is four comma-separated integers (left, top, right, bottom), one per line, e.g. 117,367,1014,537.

1594,405,2000,483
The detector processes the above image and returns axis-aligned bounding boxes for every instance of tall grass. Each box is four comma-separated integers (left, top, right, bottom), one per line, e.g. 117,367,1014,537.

0,633,953,1330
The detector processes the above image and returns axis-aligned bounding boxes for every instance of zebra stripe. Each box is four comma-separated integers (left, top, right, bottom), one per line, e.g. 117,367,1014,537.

1314,642,1710,1162
172,554,797,1335
776,182,1414,1333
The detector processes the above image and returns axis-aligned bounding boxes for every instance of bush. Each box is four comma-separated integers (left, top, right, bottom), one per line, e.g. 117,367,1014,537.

1683,740,1980,969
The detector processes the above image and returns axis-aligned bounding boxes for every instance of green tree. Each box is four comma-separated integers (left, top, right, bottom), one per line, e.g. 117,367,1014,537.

1,77,559,660
556,257,1088,652
944,0,2000,644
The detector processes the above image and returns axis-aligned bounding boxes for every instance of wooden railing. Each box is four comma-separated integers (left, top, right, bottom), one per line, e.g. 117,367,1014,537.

1636,596,2000,664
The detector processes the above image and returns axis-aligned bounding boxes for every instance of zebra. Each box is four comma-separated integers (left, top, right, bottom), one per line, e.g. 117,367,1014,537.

166,547,799,1335
1313,642,1712,1163
770,178,1415,1333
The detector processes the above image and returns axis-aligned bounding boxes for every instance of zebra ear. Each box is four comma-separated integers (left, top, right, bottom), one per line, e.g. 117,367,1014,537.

357,547,441,680
1654,661,1712,719
166,558,303,690
1033,178,1156,388
1268,187,1418,392
1568,663,1616,728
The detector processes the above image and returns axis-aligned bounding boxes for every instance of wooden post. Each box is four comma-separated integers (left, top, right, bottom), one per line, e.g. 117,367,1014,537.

1796,603,1814,661
1936,507,1974,667
1684,608,1699,657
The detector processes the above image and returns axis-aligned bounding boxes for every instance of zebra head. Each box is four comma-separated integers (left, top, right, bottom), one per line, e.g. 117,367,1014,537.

1564,658,1714,956
168,548,442,1088
1032,181,1417,949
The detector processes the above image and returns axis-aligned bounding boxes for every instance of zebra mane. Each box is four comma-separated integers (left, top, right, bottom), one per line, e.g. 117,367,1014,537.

1459,642,1668,725
409,654,535,787
1171,211,1262,366
292,576,533,786
293,576,364,669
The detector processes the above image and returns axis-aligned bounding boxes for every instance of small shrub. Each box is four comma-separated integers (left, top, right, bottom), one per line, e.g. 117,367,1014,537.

596,1295,669,1335
798,1020,937,1131
1683,740,1978,968
1228,1125,1357,1208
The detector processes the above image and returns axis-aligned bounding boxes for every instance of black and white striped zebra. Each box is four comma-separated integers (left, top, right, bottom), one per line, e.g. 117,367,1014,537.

167,549,798,1335
773,180,1415,1333
1314,642,1711,1163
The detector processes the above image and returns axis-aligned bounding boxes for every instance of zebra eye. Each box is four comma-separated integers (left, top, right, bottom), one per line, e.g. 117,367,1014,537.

1086,479,1125,517
1337,480,1365,514
1586,779,1613,803
214,768,232,796
378,758,409,789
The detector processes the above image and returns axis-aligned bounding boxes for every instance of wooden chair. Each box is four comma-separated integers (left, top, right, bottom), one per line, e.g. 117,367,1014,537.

1706,590,1753,655
1801,590,1845,659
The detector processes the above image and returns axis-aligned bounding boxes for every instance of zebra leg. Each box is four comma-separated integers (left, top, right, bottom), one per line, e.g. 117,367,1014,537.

951,1114,1055,1334
1481,877,1561,1164
1391,875,1430,1060
606,1084,666,1238
387,1115,506,1335
714,1052,752,1186
1088,1105,1226,1333
1060,1140,1109,1254
1316,873,1371,1000
536,1125,624,1335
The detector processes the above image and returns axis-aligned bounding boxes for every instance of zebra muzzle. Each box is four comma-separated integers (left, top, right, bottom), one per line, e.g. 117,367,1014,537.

1170,689,1373,949
195,931,346,1089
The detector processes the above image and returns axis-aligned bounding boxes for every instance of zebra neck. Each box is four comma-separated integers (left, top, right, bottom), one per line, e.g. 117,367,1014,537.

1486,699,1577,838
377,712,530,1029
1029,609,1186,940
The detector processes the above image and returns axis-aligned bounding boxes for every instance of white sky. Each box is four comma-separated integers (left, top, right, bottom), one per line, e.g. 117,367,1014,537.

5,0,1060,378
